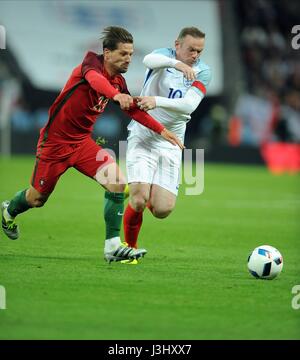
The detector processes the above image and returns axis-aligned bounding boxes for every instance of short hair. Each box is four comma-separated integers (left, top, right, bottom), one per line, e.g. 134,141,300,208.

101,26,133,51
177,27,205,40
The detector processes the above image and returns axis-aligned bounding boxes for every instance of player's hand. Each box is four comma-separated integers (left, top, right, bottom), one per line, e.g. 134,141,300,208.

175,62,196,81
135,96,156,111
113,93,134,110
161,128,185,150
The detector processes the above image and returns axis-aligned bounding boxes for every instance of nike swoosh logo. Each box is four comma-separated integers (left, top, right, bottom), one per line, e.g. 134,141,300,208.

117,211,124,216
166,69,173,73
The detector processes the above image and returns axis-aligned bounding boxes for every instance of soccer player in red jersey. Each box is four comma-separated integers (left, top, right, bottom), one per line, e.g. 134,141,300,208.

1,26,183,263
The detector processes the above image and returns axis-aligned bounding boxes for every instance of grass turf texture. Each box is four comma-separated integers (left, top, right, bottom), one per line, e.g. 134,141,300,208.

0,156,299,340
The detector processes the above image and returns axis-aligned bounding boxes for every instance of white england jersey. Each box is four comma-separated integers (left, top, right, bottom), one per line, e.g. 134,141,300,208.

128,47,212,149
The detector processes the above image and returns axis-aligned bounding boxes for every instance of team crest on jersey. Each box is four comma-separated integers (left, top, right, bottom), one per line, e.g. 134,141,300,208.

183,77,193,88
92,96,109,113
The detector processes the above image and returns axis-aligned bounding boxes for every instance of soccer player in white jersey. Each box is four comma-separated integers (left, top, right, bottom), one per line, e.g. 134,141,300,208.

123,27,212,257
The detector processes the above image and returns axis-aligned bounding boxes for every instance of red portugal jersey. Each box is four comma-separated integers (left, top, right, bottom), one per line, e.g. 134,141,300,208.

39,52,128,144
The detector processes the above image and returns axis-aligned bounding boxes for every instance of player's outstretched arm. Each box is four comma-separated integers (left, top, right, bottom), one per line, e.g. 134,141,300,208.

85,70,120,99
143,53,180,69
160,128,185,149
136,66,211,114
136,87,204,114
113,93,134,110
85,70,134,110
143,53,195,81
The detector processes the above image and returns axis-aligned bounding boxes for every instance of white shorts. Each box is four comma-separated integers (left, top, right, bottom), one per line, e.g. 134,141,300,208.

126,140,182,195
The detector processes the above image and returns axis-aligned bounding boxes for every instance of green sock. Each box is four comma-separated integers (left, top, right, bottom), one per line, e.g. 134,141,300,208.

104,191,125,239
7,190,31,218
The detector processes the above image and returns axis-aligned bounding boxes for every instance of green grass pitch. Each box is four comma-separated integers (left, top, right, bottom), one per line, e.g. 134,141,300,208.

0,156,299,339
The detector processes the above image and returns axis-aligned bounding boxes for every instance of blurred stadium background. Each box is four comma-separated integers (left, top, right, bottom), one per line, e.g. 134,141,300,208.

0,0,299,170
0,0,299,340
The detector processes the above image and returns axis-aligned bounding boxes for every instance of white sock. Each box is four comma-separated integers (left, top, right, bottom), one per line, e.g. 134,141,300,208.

104,236,122,253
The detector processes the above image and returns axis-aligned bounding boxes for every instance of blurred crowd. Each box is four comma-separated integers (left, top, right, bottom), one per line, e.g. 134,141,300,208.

237,0,300,111
234,0,300,145
1,0,299,152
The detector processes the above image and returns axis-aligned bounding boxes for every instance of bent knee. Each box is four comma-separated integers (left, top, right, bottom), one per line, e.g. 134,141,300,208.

130,194,149,212
152,206,173,219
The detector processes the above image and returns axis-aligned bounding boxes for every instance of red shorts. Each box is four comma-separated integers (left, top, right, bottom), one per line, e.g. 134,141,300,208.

31,137,115,194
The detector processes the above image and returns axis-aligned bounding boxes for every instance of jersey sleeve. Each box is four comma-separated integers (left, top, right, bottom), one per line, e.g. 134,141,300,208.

84,70,119,99
143,48,179,69
155,88,204,115
151,48,174,57
191,68,212,96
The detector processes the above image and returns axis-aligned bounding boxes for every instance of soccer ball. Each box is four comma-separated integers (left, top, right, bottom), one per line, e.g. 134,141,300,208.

247,245,283,280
